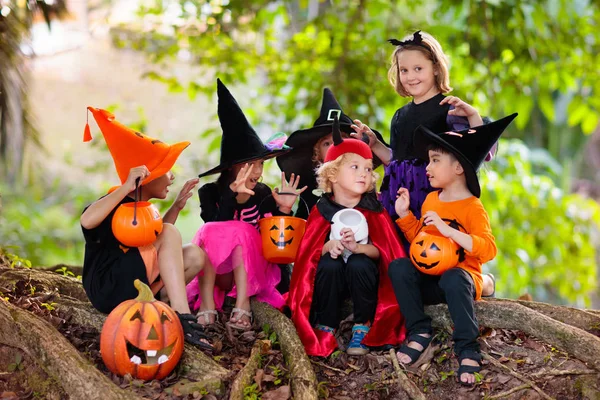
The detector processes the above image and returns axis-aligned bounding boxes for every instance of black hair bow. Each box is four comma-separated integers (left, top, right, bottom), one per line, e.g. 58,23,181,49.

388,30,423,47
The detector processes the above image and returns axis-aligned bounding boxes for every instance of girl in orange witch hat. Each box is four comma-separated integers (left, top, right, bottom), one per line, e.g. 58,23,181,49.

80,107,212,351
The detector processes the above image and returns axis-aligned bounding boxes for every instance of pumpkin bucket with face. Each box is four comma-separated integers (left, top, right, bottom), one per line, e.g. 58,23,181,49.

112,180,163,247
409,225,460,275
259,215,306,264
100,279,184,381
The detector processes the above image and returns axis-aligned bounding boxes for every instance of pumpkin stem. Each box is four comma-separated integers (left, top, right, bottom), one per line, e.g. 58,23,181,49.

134,279,156,302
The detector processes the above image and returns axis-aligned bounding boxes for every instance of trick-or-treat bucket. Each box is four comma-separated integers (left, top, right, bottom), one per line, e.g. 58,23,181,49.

258,193,308,264
112,177,163,247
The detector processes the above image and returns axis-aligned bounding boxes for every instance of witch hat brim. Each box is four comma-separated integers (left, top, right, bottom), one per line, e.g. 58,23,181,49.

413,113,518,197
198,79,291,178
199,148,289,178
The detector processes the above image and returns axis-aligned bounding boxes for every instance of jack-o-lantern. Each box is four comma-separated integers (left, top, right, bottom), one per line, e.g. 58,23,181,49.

100,279,184,381
259,215,306,264
112,201,163,247
409,225,460,275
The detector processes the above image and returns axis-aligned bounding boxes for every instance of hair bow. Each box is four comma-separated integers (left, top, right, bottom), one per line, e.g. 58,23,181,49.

265,132,290,151
388,30,424,47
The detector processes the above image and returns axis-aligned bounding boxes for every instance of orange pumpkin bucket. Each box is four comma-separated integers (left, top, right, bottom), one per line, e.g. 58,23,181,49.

112,178,163,247
409,225,460,275
258,194,308,264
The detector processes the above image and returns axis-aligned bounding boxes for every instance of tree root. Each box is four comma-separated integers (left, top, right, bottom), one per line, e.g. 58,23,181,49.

486,298,600,333
388,349,425,400
229,339,271,400
251,300,318,400
425,301,600,370
0,267,229,385
0,298,142,399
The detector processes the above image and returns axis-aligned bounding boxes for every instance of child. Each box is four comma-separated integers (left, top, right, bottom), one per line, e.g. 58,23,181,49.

276,88,387,218
388,113,517,385
352,30,495,295
186,79,306,330
287,116,405,357
351,31,486,227
80,107,211,350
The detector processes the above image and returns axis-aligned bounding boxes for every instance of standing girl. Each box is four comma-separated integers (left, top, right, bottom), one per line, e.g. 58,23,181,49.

353,30,495,293
186,79,306,330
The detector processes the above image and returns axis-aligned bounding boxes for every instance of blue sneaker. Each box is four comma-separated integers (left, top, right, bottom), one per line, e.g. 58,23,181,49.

347,324,370,355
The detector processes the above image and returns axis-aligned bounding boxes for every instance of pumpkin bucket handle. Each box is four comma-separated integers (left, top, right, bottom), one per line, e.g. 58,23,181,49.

132,177,141,226
258,192,309,217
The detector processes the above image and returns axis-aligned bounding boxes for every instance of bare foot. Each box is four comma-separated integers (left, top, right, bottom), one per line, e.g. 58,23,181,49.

459,358,479,384
229,299,252,329
396,333,431,364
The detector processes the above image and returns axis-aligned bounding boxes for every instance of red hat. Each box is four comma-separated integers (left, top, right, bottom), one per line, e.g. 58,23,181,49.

324,114,372,162
84,107,190,186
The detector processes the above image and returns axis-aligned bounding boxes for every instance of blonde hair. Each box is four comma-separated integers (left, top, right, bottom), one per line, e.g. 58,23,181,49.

316,153,379,194
387,31,452,97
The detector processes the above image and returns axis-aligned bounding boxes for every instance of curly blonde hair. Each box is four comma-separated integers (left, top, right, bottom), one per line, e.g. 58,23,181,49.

316,154,379,194
387,31,452,97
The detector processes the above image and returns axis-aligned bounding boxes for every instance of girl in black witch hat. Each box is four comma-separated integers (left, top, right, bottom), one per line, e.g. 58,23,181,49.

276,88,387,219
185,79,306,331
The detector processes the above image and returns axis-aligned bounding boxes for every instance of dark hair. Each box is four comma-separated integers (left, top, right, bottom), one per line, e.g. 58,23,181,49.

216,169,234,192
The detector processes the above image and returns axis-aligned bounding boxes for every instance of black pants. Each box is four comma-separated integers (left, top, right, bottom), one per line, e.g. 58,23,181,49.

310,253,379,328
388,258,479,356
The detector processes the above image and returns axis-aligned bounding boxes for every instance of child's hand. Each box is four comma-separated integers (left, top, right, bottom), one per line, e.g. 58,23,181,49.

172,178,200,211
340,227,358,253
229,163,255,196
394,187,410,218
423,211,454,237
350,119,378,148
325,239,345,259
440,96,479,118
273,172,307,213
124,166,150,192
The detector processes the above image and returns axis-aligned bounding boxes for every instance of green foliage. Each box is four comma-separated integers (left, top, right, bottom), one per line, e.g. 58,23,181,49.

115,0,598,161
0,179,96,267
243,382,261,400
482,139,600,305
7,354,25,372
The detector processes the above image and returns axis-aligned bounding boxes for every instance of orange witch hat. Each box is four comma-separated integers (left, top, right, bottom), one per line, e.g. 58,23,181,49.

84,107,190,186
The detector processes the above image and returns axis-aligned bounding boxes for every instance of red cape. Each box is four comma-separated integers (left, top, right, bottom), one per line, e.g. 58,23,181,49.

287,206,407,357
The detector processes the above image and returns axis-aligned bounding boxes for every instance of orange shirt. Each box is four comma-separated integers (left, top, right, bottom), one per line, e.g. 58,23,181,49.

396,191,497,299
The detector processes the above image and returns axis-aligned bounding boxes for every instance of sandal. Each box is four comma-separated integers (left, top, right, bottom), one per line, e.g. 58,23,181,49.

347,324,370,356
227,307,253,331
176,312,214,352
396,332,433,365
457,350,482,386
482,273,496,298
196,309,218,327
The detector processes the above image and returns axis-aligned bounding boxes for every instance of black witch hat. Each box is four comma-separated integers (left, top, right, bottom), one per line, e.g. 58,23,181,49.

413,113,518,198
276,88,386,196
198,79,291,178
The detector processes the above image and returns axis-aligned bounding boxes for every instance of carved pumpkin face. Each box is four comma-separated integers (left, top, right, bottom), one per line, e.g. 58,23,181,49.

112,201,163,247
259,216,306,264
100,280,184,381
409,225,460,275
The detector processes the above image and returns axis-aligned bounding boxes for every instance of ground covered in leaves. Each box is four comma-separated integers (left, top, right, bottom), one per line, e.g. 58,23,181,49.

1,274,599,399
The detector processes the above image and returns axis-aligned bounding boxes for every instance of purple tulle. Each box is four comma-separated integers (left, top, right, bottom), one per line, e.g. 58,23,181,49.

379,158,432,221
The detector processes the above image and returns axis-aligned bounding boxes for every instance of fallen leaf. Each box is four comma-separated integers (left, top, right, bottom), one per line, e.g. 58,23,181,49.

496,373,512,384
254,368,265,390
262,385,291,400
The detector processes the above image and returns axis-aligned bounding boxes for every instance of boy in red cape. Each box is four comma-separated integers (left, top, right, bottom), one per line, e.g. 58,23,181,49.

287,116,406,357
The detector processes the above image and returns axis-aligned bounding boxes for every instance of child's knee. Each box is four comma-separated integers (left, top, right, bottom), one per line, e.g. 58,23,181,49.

158,223,182,244
439,268,471,292
388,257,415,280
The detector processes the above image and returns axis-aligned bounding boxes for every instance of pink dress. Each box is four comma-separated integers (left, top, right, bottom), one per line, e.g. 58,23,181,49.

186,220,284,311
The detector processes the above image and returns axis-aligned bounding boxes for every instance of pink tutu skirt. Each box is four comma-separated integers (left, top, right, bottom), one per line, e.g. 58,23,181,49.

186,221,284,311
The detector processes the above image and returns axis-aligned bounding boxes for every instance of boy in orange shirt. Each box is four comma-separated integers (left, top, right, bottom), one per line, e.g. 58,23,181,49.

388,113,517,385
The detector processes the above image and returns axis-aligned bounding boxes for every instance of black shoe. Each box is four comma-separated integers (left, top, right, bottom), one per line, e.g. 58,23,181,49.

176,312,214,351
